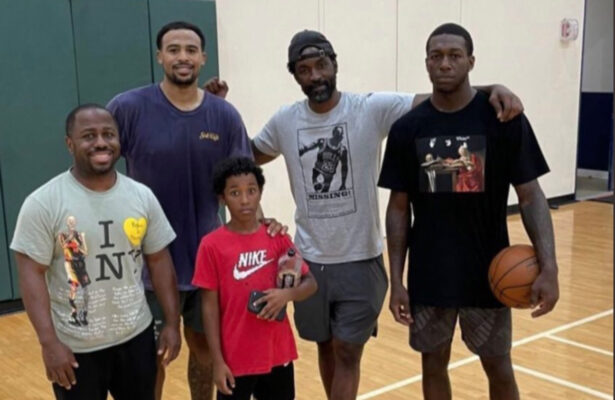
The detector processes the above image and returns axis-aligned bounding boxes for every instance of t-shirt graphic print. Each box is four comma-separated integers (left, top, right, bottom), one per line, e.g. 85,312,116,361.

233,249,274,280
417,135,485,193
297,123,356,218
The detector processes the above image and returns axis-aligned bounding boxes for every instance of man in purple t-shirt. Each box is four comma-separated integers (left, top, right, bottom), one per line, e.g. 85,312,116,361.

107,21,251,400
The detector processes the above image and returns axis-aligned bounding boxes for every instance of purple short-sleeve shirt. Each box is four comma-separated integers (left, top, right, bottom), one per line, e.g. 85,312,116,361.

108,84,252,289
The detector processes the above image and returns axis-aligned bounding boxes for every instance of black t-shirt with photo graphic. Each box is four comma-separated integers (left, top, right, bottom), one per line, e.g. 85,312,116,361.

378,91,549,307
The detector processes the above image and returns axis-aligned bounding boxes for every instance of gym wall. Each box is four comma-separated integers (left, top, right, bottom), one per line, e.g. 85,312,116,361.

216,0,585,236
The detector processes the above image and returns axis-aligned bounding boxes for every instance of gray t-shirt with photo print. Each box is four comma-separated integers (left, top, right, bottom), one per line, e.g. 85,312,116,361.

11,171,175,352
253,92,414,264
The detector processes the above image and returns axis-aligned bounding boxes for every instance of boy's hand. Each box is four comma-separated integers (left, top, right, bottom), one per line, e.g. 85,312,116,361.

254,288,291,320
157,324,181,367
262,217,288,237
213,360,235,395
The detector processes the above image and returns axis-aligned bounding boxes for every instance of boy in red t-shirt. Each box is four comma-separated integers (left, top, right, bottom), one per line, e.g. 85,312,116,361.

192,157,317,400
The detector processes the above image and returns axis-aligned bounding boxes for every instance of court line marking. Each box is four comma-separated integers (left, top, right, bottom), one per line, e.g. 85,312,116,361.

357,309,613,400
547,334,613,357
511,309,613,347
513,364,612,399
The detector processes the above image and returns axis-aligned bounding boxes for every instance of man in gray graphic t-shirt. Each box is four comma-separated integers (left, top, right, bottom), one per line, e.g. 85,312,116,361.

11,104,180,400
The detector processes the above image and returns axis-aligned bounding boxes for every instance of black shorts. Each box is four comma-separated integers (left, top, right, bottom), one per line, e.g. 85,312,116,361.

410,305,512,357
52,324,156,400
217,363,294,400
146,289,204,341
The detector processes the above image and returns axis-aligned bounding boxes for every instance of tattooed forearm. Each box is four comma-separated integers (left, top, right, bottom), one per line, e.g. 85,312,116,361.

385,191,411,285
515,180,557,273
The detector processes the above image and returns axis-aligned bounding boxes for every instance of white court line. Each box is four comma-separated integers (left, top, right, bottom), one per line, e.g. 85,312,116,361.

513,364,613,399
547,334,614,357
357,309,613,400
511,309,613,347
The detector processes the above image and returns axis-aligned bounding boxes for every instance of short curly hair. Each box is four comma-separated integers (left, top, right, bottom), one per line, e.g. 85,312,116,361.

213,157,265,195
156,21,205,50
426,23,473,56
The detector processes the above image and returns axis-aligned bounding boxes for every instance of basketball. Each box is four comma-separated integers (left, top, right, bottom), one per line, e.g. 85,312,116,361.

488,244,539,308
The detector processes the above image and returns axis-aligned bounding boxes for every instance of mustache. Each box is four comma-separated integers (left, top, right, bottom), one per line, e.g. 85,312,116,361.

306,80,330,92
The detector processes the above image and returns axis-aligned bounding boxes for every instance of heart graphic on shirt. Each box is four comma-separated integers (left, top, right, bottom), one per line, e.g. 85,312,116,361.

123,217,148,247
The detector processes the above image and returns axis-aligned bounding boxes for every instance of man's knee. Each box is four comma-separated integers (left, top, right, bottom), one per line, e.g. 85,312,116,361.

184,326,211,363
480,353,515,383
421,343,452,376
332,339,364,368
318,339,334,354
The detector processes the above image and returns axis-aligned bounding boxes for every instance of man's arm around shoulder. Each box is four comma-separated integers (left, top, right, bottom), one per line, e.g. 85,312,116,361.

251,140,276,165
411,84,523,122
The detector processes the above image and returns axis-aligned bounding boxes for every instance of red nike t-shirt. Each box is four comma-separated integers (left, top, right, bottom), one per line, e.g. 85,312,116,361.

192,224,308,377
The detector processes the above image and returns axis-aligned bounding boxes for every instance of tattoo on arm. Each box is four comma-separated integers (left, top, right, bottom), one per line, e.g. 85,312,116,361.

516,180,557,272
386,192,411,284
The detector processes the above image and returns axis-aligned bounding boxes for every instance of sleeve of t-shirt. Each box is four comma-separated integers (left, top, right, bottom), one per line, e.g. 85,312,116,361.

225,103,253,159
279,234,309,276
366,92,415,139
141,187,176,255
507,115,550,185
192,237,218,290
106,95,133,157
378,118,414,192
9,196,54,266
252,110,283,157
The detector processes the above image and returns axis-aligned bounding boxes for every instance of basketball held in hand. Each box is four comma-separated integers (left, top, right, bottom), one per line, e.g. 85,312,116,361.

488,244,539,308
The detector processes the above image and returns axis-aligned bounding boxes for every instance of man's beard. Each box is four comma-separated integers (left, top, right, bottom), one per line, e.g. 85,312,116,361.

166,71,198,87
303,77,336,103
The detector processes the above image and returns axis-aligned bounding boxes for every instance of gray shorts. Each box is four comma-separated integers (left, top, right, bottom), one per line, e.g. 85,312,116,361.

293,255,388,345
410,305,512,357
146,289,204,341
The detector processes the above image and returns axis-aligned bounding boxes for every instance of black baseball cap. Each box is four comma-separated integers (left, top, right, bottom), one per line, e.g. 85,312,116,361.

287,30,336,73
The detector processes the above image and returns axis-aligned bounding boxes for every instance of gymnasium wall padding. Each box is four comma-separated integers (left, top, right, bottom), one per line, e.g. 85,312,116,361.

0,0,78,300
71,0,153,105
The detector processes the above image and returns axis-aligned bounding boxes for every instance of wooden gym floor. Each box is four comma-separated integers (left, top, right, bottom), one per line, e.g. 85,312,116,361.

0,201,611,399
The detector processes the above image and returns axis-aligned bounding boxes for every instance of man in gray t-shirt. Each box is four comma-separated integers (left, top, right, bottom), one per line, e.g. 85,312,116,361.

11,104,180,400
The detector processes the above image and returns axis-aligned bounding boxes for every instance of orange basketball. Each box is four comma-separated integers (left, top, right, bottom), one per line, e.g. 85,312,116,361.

488,244,539,308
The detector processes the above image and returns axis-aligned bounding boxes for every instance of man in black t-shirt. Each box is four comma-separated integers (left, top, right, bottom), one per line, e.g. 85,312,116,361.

378,23,559,400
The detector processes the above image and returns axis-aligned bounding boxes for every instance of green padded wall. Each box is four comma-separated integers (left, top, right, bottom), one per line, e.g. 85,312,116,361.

0,169,12,300
71,0,153,105
149,0,219,85
0,0,79,299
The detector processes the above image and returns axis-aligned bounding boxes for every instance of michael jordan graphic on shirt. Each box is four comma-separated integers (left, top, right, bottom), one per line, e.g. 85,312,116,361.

298,123,356,218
